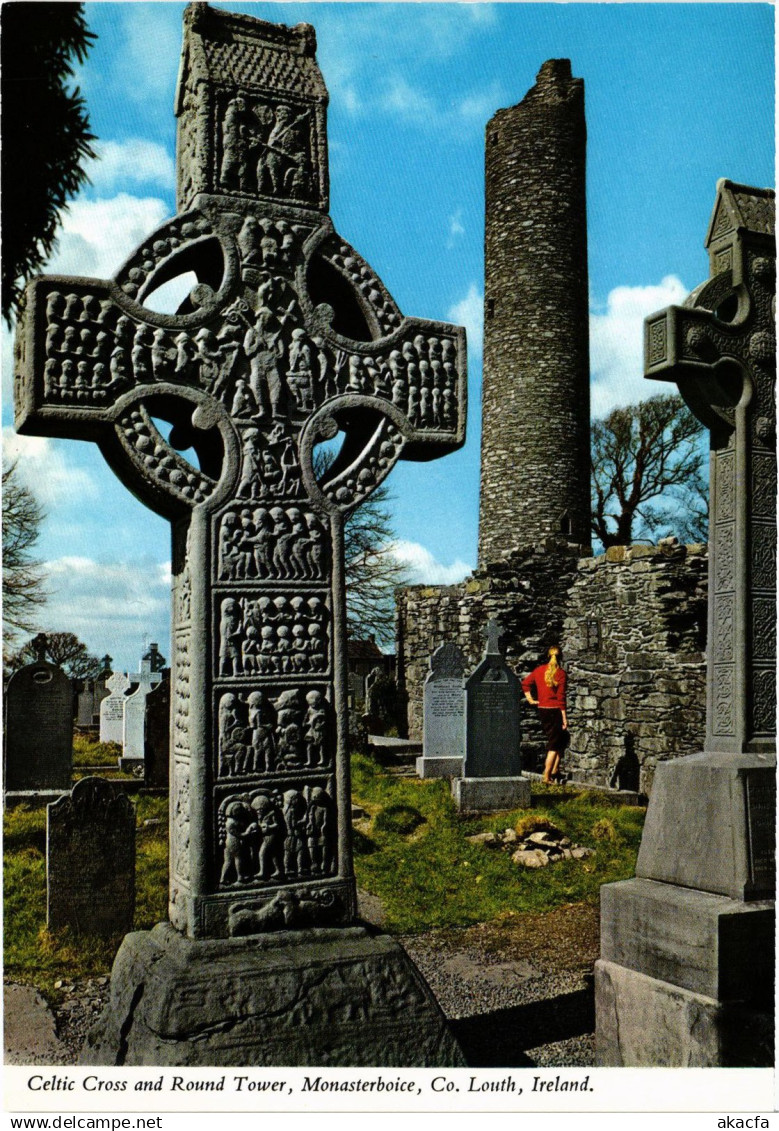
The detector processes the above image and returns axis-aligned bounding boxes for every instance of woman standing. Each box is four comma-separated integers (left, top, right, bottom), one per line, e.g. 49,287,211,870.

522,646,568,783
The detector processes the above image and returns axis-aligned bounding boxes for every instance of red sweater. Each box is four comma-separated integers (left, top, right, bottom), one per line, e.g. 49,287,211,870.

521,664,567,709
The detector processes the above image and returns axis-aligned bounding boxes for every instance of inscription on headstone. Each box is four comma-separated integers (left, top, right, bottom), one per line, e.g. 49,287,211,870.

745,771,775,897
423,642,466,759
464,621,521,778
99,671,130,745
47,777,135,936
4,634,72,793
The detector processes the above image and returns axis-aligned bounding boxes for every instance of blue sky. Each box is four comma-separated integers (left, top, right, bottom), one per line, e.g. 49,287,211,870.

3,2,774,669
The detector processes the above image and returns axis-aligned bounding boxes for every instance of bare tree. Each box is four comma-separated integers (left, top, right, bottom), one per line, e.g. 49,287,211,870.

591,393,707,549
7,631,102,681
2,460,47,643
314,449,409,647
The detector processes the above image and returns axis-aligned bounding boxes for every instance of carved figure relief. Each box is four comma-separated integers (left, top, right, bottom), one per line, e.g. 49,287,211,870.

218,95,315,203
216,686,330,777
217,504,328,581
217,780,336,887
217,593,329,677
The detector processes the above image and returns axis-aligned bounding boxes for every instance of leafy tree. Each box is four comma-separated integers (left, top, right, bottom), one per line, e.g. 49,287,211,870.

2,460,47,643
7,631,103,681
1,3,96,324
591,392,708,549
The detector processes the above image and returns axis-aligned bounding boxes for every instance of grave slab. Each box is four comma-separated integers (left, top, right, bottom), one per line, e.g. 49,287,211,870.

47,777,136,937
452,776,531,813
4,635,72,795
420,642,466,778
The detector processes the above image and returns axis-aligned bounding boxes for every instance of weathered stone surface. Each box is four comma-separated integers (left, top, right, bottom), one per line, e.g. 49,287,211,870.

595,959,773,1068
81,922,465,1067
416,755,462,779
601,878,774,1001
479,60,591,564
396,542,706,792
422,641,466,769
14,2,466,943
47,777,135,937
636,752,775,900
4,635,72,793
121,660,156,766
452,777,531,813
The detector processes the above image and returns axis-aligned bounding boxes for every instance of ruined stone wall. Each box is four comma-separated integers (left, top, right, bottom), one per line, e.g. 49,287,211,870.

479,60,591,565
396,540,708,794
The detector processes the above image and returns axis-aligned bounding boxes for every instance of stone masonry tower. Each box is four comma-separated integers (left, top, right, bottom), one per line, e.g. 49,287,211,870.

478,59,591,565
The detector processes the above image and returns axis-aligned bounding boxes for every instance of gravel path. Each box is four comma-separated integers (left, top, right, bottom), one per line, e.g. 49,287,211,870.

5,903,598,1068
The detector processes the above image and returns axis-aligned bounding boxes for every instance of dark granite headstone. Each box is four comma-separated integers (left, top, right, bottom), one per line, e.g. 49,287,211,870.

4,634,72,795
144,670,170,789
453,621,530,811
47,777,135,936
17,4,467,1067
463,621,521,777
418,642,466,778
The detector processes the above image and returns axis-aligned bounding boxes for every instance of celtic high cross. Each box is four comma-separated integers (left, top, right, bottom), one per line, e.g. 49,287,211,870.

645,179,775,758
15,4,466,940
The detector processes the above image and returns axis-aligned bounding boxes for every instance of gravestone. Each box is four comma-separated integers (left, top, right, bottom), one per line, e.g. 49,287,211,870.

4,634,73,801
99,671,130,745
16,4,466,1066
417,641,466,778
144,669,171,789
121,660,156,770
453,620,530,811
92,655,114,722
47,777,135,936
76,680,96,726
596,180,776,1067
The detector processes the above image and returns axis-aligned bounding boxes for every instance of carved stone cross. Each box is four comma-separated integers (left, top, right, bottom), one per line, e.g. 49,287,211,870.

645,179,775,755
15,4,466,941
484,618,504,656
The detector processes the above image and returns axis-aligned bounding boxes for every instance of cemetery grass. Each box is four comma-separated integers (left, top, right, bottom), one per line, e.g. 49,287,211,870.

351,753,646,934
3,795,168,1000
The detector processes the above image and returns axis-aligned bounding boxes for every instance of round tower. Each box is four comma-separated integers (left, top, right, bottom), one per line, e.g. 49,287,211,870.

478,59,591,566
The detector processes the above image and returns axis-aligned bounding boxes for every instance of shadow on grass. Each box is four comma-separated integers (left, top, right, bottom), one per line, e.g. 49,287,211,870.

451,979,594,1067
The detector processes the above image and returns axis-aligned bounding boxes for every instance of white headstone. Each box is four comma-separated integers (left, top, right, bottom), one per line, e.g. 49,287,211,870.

122,661,155,761
99,671,131,744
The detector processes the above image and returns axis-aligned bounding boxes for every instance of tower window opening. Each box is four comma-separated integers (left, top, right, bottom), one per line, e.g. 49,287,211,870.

486,298,495,320
490,132,499,146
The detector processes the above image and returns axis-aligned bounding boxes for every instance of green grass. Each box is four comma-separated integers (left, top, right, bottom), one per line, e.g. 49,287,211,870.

72,733,122,768
3,794,168,998
350,752,646,934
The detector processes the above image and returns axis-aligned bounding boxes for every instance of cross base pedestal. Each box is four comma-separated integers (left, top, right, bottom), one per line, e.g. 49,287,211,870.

81,921,465,1067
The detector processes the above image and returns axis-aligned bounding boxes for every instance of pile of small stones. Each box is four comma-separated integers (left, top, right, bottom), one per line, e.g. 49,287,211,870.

467,826,595,868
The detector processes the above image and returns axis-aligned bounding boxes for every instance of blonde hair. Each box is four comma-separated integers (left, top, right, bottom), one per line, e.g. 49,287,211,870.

544,645,562,688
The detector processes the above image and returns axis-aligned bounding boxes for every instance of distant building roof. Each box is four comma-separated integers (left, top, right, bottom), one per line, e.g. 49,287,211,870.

347,638,383,661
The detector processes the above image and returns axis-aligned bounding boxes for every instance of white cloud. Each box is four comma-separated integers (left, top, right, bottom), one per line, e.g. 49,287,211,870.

39,556,171,668
379,76,436,123
392,540,473,586
448,283,484,359
457,81,506,124
2,429,99,507
85,139,175,194
590,275,688,417
447,210,465,247
117,5,182,103
44,193,171,281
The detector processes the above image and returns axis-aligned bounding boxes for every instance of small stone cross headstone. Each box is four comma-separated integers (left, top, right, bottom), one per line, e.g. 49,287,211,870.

19,3,466,1067
122,660,156,766
418,641,467,779
99,671,130,745
4,633,72,797
47,777,135,936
